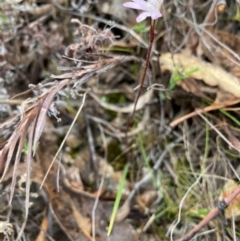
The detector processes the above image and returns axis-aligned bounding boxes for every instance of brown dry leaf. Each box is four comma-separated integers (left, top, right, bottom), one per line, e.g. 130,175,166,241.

46,177,89,240
177,78,211,100
70,200,93,241
214,89,236,105
219,180,240,220
74,147,130,196
6,51,36,67
160,52,240,98
136,190,158,210
35,209,48,241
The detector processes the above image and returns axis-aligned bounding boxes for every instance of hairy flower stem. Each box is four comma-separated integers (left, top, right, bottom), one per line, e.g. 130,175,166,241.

126,21,155,150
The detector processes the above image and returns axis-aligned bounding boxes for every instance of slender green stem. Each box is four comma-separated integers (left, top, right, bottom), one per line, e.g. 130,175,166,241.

125,21,156,148
130,20,155,121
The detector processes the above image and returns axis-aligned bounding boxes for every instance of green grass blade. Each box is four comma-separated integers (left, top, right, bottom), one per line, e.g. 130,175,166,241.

108,163,129,236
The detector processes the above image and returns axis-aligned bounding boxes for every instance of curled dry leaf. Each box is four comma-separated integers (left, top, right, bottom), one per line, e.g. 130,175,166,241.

136,190,158,210
90,89,153,113
160,52,240,98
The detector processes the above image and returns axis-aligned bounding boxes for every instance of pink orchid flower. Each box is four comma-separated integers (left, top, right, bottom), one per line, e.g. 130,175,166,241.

123,0,163,22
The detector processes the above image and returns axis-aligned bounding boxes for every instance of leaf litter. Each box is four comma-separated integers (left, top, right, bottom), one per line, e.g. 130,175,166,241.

2,0,240,241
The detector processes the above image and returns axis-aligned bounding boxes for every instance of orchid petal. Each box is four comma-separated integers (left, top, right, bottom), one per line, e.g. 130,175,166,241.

151,12,162,19
136,12,151,22
123,2,149,11
123,0,163,22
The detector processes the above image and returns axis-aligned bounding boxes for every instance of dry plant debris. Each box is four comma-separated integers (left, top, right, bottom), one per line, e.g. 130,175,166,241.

1,0,240,241
0,221,14,241
160,52,240,98
219,179,240,220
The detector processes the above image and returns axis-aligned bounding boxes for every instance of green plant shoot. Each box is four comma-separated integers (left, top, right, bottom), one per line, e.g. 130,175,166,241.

168,67,200,91
108,163,129,236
